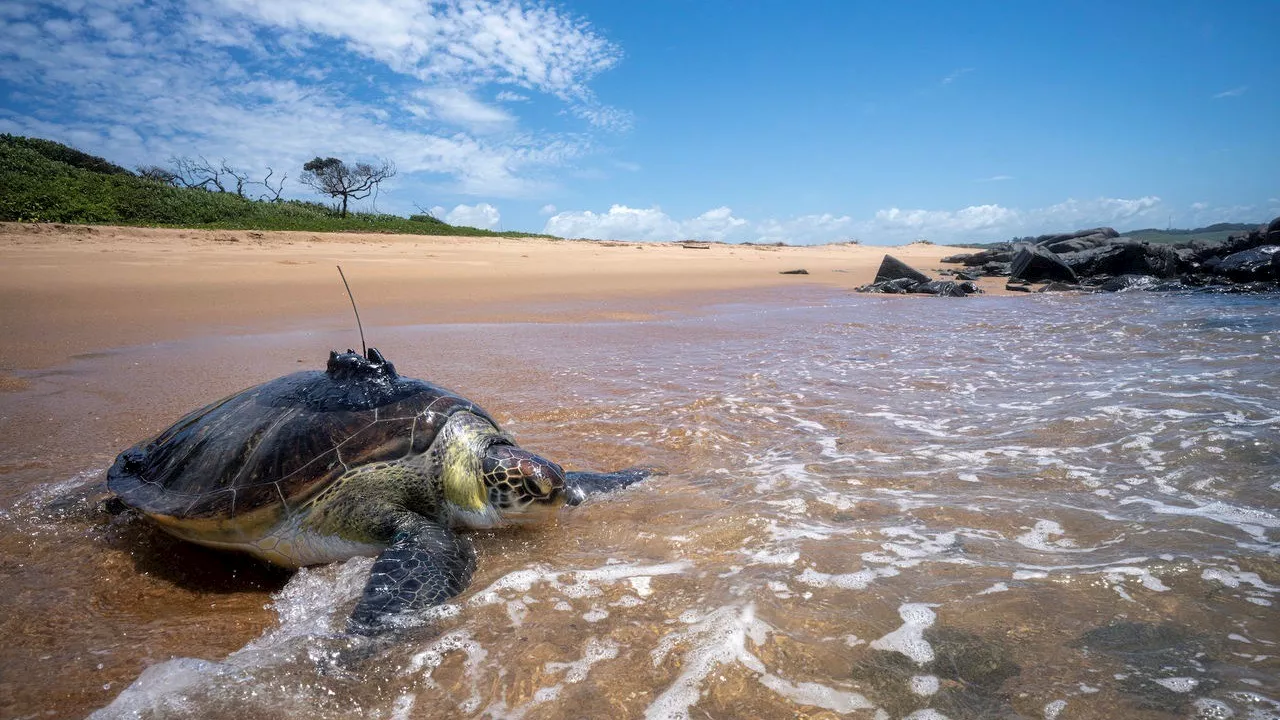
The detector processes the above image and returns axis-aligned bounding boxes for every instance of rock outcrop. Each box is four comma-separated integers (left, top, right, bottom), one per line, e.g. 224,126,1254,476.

941,216,1280,293
858,255,981,297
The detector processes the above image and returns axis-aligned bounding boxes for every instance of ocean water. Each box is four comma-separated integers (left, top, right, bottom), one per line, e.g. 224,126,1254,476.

0,287,1277,719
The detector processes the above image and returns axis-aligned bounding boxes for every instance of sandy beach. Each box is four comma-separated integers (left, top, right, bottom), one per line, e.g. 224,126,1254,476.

0,222,1002,373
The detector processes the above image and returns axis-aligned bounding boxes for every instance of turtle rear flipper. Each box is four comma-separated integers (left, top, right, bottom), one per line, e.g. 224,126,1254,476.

565,467,660,506
347,517,476,636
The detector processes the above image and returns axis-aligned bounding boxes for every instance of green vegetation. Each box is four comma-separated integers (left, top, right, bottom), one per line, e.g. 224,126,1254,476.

0,135,550,237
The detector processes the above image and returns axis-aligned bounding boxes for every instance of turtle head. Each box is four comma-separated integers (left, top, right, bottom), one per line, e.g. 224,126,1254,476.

438,412,567,528
480,445,567,524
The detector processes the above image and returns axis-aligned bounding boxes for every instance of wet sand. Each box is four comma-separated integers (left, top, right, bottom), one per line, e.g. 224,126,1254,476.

0,222,998,371
0,225,1276,719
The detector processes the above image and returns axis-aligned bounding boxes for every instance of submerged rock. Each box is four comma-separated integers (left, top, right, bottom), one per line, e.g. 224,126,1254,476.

1099,274,1162,292
778,268,809,275
851,626,1021,719
1073,621,1219,713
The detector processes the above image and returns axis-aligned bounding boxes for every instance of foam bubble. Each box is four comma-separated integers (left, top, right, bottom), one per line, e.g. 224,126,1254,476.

910,675,939,696
869,603,937,666
1043,699,1068,719
545,637,619,683
645,604,879,719
1154,677,1198,693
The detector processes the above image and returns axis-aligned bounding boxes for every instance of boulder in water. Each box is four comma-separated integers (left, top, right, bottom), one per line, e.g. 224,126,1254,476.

1213,245,1279,282
1099,274,1161,292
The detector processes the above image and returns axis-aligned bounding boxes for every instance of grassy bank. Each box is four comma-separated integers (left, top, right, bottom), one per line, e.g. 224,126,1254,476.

0,135,549,237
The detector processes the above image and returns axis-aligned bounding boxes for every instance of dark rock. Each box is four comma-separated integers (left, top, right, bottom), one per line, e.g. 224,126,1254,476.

1005,282,1032,293
873,255,930,284
1061,241,1181,279
1036,227,1120,254
856,277,980,297
1037,282,1088,293
1213,245,1280,281
916,280,968,297
779,268,809,275
945,246,1014,267
1100,274,1161,292
1010,243,1078,283
980,261,1011,276
1033,226,1118,244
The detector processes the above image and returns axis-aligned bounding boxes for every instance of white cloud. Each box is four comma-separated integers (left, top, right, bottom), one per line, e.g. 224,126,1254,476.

978,174,1014,182
542,197,1169,245
0,0,625,198
539,203,557,215
432,203,502,229
545,205,682,241
754,213,856,245
1212,86,1247,99
864,196,1163,243
1186,201,1260,226
496,90,530,102
216,0,627,127
413,88,516,134
543,205,848,244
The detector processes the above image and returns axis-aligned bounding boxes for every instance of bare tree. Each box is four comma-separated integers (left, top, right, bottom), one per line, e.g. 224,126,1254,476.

299,157,396,218
260,167,287,202
164,156,253,196
221,160,251,197
136,164,178,184
167,156,225,192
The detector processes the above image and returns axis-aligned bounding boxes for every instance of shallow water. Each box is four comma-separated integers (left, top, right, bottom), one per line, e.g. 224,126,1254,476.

1,287,1277,719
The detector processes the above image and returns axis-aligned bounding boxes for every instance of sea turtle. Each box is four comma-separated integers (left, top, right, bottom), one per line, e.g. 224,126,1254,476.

107,348,649,634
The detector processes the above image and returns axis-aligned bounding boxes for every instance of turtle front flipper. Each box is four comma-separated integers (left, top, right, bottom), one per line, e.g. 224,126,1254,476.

565,467,659,506
347,517,476,635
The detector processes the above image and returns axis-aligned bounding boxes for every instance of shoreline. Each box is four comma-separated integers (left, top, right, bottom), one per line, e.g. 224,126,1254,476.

0,222,1008,371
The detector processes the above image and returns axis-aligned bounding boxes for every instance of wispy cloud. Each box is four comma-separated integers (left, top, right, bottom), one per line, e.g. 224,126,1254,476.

1212,86,1248,99
0,0,627,198
977,174,1014,182
941,67,974,85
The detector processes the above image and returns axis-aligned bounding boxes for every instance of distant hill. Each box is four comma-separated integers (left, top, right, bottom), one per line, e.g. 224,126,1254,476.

0,134,548,237
953,221,1265,250
1121,223,1257,245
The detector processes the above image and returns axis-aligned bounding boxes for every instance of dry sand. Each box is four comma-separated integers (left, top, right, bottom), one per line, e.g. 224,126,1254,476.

0,222,1002,372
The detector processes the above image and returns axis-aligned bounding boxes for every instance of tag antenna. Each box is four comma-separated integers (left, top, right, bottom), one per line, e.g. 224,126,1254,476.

336,265,367,357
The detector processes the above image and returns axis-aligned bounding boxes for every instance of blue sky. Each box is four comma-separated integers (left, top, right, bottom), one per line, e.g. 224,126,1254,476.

1,1,1276,244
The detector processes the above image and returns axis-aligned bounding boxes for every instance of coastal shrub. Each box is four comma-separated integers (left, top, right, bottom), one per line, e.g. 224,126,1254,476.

0,134,134,176
0,135,549,238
